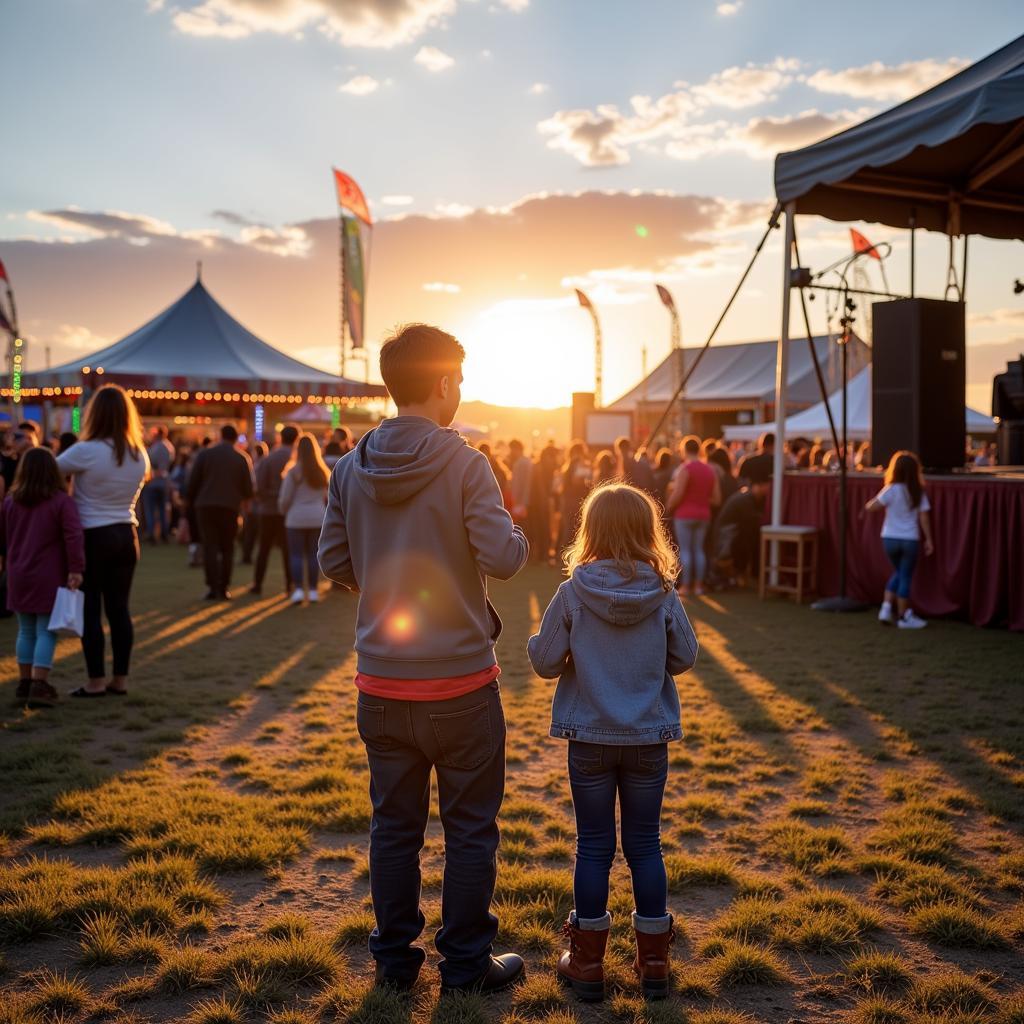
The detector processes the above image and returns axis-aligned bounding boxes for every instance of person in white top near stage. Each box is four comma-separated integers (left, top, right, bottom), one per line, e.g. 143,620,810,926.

865,450,934,630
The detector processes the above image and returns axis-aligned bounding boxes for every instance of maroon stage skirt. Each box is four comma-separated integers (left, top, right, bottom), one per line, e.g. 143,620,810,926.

781,472,1024,631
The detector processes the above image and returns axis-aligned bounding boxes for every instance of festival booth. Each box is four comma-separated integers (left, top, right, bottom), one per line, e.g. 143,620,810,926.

722,366,996,443
608,334,869,439
768,34,1024,629
16,275,387,440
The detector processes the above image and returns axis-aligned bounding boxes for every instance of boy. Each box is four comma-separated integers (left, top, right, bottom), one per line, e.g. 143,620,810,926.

319,323,529,994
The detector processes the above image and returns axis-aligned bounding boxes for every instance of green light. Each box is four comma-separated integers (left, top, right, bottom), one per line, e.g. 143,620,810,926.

635,224,649,238
331,403,341,428
72,407,81,433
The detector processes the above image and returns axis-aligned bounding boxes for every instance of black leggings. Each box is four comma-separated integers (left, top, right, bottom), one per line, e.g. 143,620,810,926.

82,523,139,679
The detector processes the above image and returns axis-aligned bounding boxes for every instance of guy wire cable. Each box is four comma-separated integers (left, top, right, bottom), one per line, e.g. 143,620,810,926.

646,202,782,443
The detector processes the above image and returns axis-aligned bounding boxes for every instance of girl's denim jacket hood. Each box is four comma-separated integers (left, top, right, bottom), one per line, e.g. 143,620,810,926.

527,560,699,745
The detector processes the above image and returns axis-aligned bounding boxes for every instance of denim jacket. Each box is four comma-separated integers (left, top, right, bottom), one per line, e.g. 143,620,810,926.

528,561,698,745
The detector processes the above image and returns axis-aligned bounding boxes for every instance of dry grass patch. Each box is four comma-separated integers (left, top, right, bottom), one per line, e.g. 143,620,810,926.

906,902,1009,948
844,949,913,994
762,820,853,875
701,940,792,987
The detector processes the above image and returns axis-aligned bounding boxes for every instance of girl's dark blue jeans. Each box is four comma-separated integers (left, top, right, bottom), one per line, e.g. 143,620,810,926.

567,740,669,920
882,537,919,599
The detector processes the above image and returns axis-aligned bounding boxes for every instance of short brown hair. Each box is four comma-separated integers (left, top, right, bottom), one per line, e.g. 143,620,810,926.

379,324,465,406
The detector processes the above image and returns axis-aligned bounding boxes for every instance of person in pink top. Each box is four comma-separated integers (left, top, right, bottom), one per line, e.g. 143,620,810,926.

665,436,721,597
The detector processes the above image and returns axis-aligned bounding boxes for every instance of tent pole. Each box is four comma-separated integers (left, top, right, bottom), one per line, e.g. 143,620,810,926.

770,203,795,530
909,209,916,298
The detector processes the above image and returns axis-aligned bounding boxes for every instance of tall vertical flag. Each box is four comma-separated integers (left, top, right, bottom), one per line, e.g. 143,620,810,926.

574,288,603,408
333,169,373,377
0,258,22,409
655,284,682,433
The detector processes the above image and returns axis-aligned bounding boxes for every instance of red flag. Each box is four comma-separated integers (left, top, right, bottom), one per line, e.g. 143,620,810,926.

575,288,593,310
0,258,8,282
655,284,676,312
333,169,373,226
850,228,881,260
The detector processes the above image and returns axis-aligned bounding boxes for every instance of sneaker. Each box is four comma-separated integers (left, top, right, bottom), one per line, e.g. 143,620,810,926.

897,609,927,630
878,601,894,625
307,589,319,603
289,588,305,605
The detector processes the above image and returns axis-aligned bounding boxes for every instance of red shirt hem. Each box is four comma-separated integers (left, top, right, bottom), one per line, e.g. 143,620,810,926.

354,664,500,701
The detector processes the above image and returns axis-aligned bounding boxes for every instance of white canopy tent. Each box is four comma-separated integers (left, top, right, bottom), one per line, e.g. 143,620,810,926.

723,366,996,443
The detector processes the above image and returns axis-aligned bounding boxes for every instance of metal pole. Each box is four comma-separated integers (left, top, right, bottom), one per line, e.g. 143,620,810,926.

590,307,603,408
339,214,348,380
909,209,916,298
770,203,795,528
839,319,849,598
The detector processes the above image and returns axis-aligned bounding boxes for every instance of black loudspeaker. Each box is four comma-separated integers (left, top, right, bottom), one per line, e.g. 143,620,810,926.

872,298,966,471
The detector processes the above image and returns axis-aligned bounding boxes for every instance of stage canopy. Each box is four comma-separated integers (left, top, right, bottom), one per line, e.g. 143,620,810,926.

23,277,386,400
723,366,996,443
608,333,869,412
775,33,1024,238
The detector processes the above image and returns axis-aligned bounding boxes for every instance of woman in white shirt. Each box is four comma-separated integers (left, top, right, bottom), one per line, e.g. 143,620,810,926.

57,385,149,696
278,432,328,605
865,450,934,630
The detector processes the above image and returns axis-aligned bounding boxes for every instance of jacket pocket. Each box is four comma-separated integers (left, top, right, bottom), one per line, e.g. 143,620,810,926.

356,700,390,748
486,598,503,643
431,700,494,770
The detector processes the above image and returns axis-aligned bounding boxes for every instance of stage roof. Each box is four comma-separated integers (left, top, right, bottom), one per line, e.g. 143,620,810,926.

774,34,1024,239
26,278,386,399
607,334,870,413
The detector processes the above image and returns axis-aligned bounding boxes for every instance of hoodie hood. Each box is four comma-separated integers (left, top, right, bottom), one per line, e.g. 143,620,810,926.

352,416,466,505
570,560,669,626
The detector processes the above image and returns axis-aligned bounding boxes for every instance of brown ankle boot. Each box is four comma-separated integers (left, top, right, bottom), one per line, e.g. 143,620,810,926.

633,913,675,1000
556,913,609,1002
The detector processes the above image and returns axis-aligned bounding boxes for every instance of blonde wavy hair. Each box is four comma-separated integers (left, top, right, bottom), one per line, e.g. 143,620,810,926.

563,482,678,590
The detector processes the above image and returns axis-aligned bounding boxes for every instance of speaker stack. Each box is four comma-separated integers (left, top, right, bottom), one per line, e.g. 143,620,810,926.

871,298,966,471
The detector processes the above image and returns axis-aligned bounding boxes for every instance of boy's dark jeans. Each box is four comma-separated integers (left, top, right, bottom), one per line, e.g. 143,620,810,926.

567,741,669,920
356,680,506,987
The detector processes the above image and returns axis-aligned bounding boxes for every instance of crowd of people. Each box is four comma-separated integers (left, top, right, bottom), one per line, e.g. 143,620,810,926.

0,393,949,711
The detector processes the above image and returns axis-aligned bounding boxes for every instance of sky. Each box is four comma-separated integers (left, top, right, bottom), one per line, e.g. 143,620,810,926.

2,0,1023,412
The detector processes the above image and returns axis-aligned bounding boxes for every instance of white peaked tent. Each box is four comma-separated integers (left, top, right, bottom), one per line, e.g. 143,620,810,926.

722,366,996,443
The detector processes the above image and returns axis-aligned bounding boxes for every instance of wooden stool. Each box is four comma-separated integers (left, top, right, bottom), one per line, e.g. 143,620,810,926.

759,525,819,603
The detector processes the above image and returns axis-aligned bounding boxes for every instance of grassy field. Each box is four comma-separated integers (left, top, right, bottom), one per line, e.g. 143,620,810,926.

0,545,1022,1024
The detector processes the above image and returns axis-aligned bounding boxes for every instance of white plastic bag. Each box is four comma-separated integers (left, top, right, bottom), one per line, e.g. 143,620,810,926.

48,587,85,637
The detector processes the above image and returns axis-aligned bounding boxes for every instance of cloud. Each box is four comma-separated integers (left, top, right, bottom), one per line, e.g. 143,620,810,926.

381,195,414,206
716,1,742,13
26,208,180,240
968,308,1024,328
807,57,967,101
2,190,762,374
414,45,454,71
498,0,529,10
730,108,860,155
423,281,460,293
339,74,380,95
528,82,549,96
168,0,457,49
538,60,803,166
434,201,474,218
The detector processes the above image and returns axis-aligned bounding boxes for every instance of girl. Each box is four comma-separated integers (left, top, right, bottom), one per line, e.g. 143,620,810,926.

0,447,85,707
279,432,329,605
665,435,721,598
865,450,933,629
528,483,698,1002
57,384,149,696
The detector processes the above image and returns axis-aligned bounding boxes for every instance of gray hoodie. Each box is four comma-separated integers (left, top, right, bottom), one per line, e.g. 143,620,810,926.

318,416,529,679
528,561,698,744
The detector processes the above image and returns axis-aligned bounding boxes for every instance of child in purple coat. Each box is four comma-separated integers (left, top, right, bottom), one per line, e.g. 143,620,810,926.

0,447,85,707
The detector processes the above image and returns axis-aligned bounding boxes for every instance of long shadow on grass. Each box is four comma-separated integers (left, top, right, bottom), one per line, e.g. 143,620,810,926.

0,545,354,834
689,591,1024,823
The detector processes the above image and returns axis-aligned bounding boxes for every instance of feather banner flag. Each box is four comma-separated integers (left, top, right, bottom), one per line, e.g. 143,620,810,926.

850,228,881,260
333,168,373,226
655,284,677,312
342,218,366,350
0,258,8,282
574,288,594,311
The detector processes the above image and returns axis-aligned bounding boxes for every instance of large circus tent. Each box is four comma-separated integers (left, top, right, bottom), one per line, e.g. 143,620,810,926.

16,273,386,432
